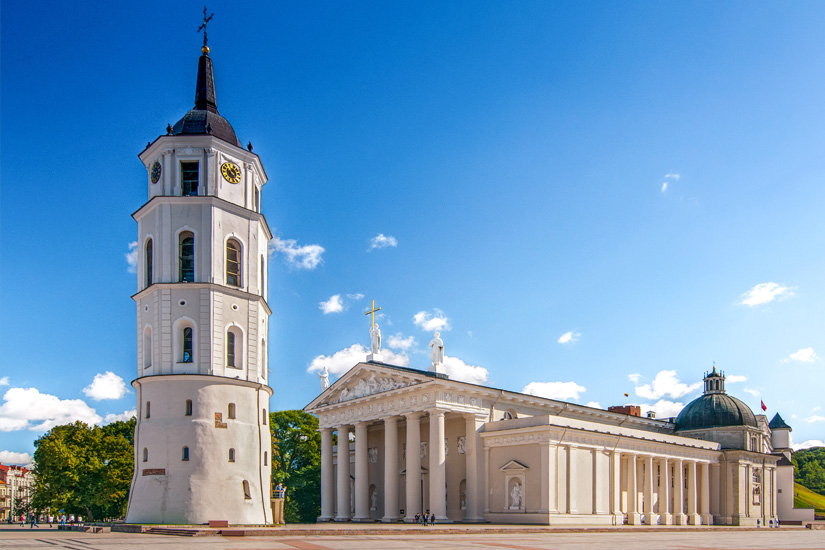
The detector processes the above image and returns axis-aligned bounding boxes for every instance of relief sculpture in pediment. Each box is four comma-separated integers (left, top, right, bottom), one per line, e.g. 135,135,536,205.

335,372,417,403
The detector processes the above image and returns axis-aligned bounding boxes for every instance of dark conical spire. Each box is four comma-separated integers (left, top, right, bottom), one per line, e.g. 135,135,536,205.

195,51,219,113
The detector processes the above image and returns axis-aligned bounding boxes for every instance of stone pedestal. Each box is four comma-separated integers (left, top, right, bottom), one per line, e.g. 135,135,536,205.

271,498,285,524
367,353,383,363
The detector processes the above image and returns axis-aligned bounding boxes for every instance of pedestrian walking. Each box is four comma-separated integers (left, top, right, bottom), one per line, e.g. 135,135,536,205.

430,513,435,526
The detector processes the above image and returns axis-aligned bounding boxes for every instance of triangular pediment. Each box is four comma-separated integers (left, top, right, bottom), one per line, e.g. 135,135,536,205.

499,460,529,471
306,362,434,410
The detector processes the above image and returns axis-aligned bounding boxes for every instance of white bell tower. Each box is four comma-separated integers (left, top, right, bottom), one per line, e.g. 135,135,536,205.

125,36,273,525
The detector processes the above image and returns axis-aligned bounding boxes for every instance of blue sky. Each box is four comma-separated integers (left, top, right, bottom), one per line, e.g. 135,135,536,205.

2,1,824,463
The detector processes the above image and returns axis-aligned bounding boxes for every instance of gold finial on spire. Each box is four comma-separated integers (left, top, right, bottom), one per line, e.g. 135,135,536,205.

197,6,214,55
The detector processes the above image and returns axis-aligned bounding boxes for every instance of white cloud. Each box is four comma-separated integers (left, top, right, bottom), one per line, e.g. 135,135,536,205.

634,370,700,400
0,387,102,432
522,381,586,401
367,233,398,252
0,377,8,387
585,401,602,409
812,406,821,413
104,409,137,423
307,344,410,377
125,241,138,273
413,309,450,332
782,347,820,363
268,236,324,270
557,331,580,344
793,440,825,451
386,334,416,351
639,400,686,420
319,295,344,314
0,451,33,467
628,373,642,384
739,282,795,307
743,387,761,398
347,293,365,300
664,173,680,180
661,182,668,193
442,355,489,385
726,375,747,383
806,415,825,424
82,372,128,401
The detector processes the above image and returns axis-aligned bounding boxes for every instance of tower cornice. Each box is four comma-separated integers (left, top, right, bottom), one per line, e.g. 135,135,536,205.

132,282,272,315
132,195,272,241
140,135,268,183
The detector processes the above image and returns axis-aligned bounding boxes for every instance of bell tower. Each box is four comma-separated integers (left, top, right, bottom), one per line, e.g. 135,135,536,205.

125,34,273,524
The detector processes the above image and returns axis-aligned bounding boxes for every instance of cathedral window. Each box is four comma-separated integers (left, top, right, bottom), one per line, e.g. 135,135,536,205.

179,232,195,282
229,448,236,462
262,408,267,425
228,403,236,419
260,255,265,296
185,399,193,416
264,451,268,466
226,239,241,286
183,327,193,362
145,401,151,418
226,327,243,369
145,238,153,287
242,480,252,500
142,448,148,462
181,161,199,196
254,187,260,211
182,447,190,461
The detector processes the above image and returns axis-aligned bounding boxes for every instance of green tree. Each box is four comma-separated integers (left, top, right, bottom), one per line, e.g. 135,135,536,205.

32,418,135,521
793,447,825,496
269,410,321,523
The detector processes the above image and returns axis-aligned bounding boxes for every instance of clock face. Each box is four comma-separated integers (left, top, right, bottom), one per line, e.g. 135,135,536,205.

221,162,242,184
150,161,162,183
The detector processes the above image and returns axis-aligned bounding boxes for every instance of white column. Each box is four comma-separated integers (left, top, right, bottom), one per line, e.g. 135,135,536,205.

626,454,640,524
700,462,712,525
673,459,686,525
335,425,351,521
404,412,422,522
567,446,577,514
643,455,654,525
382,417,400,522
592,449,602,514
319,427,334,521
658,457,671,525
464,414,483,521
429,410,448,521
353,421,370,521
610,450,622,523
687,460,699,524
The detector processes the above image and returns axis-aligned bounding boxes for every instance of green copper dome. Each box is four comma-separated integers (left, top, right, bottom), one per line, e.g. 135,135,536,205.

675,393,757,431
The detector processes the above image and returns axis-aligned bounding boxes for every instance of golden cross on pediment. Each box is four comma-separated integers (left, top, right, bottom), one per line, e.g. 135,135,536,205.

365,299,381,327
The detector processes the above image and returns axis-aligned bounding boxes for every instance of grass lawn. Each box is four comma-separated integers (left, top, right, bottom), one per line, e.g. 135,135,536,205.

793,482,825,517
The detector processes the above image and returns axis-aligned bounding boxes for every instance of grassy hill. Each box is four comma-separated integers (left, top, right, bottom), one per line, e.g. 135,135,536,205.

794,482,825,517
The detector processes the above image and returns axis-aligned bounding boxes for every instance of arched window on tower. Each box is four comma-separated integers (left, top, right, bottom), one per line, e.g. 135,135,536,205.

227,331,236,367
143,326,152,369
242,480,252,499
183,327,193,363
228,403,236,419
182,446,190,461
179,231,195,282
228,448,236,462
143,448,148,462
145,238,153,287
260,255,265,297
226,327,243,370
185,399,193,416
226,239,241,287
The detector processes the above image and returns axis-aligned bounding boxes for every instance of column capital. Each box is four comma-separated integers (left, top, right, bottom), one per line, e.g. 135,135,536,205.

355,420,370,428
428,408,448,418
404,411,424,421
383,415,400,424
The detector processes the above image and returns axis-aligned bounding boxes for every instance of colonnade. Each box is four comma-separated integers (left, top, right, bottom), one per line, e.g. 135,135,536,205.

319,410,481,523
622,453,711,525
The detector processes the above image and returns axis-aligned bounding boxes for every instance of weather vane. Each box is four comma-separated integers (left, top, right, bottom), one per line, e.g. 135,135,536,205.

197,6,215,52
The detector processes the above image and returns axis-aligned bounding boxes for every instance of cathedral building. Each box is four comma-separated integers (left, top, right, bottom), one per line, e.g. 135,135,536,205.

125,39,273,524
306,362,810,526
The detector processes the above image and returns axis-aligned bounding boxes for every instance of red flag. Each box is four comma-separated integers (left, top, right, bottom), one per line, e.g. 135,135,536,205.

761,400,767,411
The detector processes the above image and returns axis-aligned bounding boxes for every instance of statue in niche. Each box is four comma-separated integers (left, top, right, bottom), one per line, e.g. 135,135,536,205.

510,482,523,509
368,447,378,463
420,441,427,458
370,487,378,511
370,323,382,354
318,366,330,391
444,437,449,456
457,436,466,455
429,331,444,366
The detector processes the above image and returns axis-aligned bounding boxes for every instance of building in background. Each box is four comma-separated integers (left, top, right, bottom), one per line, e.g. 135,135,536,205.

0,464,35,521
